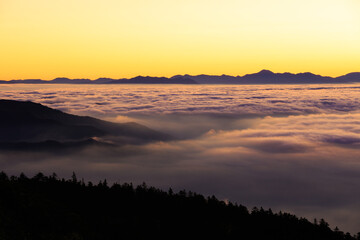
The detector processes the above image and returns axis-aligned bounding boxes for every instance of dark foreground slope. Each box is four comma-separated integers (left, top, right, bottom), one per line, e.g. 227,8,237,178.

0,172,357,240
0,100,170,149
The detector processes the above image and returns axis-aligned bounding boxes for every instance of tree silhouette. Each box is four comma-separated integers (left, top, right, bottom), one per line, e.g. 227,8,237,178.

0,171,356,240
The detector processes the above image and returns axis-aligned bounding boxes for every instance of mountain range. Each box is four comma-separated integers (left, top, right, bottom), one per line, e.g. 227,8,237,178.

1,70,360,84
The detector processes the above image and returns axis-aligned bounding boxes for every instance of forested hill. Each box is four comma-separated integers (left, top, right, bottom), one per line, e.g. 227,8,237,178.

0,172,357,240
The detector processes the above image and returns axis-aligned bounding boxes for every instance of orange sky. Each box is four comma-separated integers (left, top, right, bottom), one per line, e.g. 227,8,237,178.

0,0,359,80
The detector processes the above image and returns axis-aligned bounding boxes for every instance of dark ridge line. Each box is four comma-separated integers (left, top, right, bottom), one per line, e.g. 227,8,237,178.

0,171,357,239
1,70,360,84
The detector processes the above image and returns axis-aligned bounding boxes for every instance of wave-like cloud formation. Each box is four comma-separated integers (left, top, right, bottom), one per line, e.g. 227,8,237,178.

1,113,360,233
1,84,360,233
1,84,360,119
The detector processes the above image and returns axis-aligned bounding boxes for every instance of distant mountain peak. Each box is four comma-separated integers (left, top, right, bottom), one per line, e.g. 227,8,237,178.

254,70,275,77
258,69,274,74
53,77,70,81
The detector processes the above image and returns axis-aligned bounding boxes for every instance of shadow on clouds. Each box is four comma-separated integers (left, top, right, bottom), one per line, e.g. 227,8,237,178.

1,112,360,233
1,84,360,233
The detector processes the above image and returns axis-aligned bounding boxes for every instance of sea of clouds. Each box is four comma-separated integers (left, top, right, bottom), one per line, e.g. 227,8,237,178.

0,84,360,233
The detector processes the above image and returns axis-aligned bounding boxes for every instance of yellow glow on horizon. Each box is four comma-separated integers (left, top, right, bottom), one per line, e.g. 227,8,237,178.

0,0,359,80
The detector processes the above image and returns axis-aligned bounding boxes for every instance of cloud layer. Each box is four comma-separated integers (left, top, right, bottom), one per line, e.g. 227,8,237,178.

1,113,360,233
1,84,360,119
1,84,360,233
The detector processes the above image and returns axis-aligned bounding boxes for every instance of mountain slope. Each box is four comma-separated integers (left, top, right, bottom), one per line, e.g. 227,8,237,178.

0,172,356,240
0,100,171,145
336,72,360,82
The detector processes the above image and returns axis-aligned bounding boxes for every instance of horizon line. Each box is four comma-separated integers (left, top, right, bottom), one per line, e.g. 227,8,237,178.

1,69,360,81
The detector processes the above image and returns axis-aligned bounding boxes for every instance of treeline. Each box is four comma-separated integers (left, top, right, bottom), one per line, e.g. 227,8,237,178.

0,172,358,240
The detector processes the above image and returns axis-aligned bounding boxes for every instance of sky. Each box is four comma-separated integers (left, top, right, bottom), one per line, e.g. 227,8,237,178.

1,0,360,80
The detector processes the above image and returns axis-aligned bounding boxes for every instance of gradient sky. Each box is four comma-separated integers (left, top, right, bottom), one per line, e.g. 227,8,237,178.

1,0,359,79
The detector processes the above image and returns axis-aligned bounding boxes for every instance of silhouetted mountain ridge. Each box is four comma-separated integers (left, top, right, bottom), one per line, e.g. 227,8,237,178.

0,172,357,240
186,70,343,84
0,76,197,84
0,100,171,149
1,70,360,84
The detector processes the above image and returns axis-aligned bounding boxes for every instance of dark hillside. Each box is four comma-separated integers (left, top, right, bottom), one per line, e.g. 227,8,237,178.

0,172,357,240
0,100,171,144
